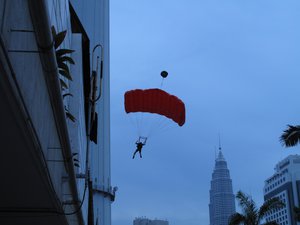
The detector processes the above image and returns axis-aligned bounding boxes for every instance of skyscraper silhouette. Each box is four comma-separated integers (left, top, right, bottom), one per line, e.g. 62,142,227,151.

209,149,235,225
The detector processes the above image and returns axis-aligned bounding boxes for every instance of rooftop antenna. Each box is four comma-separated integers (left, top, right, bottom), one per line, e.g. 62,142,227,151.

218,133,222,151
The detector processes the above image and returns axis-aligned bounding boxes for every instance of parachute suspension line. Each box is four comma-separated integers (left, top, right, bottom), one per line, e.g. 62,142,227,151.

138,112,146,136
160,71,168,88
128,113,140,137
147,119,173,138
158,120,175,134
155,117,174,133
146,115,174,138
140,112,159,138
135,112,142,137
146,114,165,138
134,112,148,137
160,77,164,87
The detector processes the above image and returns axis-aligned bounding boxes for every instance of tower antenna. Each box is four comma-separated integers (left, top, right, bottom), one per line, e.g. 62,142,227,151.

218,133,222,151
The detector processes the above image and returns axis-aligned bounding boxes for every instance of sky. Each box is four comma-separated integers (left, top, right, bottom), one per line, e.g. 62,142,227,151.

110,1,300,225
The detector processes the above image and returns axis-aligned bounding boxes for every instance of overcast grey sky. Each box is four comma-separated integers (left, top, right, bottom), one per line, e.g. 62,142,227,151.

110,1,300,225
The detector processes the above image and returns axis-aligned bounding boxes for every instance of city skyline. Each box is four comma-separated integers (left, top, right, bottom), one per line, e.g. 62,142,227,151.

133,217,169,225
2,1,300,225
111,1,300,225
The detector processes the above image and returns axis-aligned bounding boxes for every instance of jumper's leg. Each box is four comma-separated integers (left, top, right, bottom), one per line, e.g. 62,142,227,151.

132,150,138,159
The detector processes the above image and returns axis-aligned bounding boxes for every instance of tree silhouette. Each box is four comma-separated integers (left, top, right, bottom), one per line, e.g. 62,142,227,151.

229,191,284,225
280,125,300,147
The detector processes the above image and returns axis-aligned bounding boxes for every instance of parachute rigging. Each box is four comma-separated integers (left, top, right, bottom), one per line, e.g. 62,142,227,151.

125,71,185,145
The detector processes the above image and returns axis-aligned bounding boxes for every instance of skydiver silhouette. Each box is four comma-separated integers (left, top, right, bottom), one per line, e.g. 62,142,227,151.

132,137,147,159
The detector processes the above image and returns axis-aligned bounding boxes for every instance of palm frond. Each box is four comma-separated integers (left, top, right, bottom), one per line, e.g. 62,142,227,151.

52,26,76,124
280,125,300,147
245,210,258,225
235,191,259,225
236,191,257,214
60,56,75,64
228,213,246,225
263,221,279,225
54,30,67,49
59,69,72,81
294,207,300,221
58,62,72,80
263,221,280,225
258,197,285,219
51,26,57,39
66,111,76,122
63,93,73,99
56,48,75,57
59,78,68,90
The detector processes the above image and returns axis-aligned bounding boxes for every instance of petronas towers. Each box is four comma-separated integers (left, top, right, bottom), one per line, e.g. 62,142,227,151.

209,149,235,225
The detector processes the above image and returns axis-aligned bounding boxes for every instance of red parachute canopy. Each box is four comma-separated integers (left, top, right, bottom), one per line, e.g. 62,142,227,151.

124,88,185,126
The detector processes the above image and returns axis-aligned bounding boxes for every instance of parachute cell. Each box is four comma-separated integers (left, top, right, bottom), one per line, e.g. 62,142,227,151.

124,88,185,126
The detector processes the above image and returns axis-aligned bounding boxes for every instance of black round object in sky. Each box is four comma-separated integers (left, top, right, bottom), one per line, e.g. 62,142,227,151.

161,71,168,78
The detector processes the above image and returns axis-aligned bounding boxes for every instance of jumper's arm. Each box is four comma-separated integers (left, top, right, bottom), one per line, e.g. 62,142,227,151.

137,136,148,144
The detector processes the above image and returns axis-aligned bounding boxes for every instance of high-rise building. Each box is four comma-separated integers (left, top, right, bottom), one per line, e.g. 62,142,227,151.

263,155,300,225
209,149,236,225
133,218,169,225
0,1,114,225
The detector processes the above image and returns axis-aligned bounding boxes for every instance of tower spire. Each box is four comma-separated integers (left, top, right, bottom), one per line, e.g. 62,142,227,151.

216,134,225,161
218,133,222,151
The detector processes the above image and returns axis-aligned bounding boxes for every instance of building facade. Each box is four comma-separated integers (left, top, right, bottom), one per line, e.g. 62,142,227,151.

133,218,169,225
264,155,300,225
70,1,113,225
209,150,236,225
0,0,113,225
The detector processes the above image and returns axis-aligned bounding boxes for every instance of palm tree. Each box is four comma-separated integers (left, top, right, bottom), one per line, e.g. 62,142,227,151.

293,206,300,222
280,125,300,147
228,191,285,225
280,125,300,220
